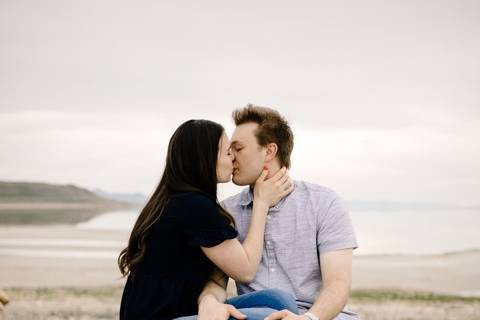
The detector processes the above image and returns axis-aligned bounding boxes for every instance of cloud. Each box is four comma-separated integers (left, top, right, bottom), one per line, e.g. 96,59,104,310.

0,0,479,204
1,109,479,205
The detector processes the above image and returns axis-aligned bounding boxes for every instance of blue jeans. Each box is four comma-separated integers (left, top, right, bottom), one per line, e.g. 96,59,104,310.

175,288,299,320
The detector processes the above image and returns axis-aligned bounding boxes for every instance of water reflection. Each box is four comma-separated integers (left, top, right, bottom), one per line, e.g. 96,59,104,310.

0,208,107,225
76,210,138,231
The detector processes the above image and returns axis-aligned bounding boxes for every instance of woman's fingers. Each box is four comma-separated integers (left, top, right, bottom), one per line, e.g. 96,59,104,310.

255,168,269,184
281,181,295,197
285,178,294,191
271,166,287,181
277,171,289,186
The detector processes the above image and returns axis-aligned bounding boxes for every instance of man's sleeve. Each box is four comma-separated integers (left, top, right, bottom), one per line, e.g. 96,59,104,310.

316,192,358,254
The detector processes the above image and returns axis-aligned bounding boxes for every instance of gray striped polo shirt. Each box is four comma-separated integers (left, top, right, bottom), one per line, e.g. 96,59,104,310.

222,180,359,320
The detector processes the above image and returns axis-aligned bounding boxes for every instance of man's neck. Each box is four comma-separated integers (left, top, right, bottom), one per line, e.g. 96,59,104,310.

249,163,282,190
265,164,282,180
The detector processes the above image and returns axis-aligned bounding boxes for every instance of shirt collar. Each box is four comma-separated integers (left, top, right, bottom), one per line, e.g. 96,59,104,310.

238,181,296,211
238,187,254,206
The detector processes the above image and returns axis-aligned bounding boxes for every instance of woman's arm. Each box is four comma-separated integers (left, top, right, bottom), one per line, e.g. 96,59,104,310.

197,267,228,305
197,268,246,320
201,200,269,282
201,168,293,283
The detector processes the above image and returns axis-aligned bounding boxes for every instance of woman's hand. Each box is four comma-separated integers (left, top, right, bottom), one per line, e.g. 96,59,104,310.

200,168,294,283
198,295,246,320
254,167,294,208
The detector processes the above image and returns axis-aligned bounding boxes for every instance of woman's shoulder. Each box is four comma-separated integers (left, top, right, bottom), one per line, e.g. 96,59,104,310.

170,191,216,208
157,192,217,225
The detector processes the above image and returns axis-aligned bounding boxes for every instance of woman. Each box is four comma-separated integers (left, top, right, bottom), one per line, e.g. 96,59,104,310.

118,119,295,319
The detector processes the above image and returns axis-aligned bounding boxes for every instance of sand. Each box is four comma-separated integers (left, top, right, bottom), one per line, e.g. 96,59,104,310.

1,225,480,319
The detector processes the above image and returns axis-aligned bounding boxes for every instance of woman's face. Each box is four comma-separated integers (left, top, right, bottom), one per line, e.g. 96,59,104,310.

216,132,234,183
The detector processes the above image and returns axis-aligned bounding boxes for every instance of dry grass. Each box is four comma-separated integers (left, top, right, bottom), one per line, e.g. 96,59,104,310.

1,287,480,320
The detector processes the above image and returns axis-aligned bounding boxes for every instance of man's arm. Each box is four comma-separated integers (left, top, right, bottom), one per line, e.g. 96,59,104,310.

306,249,353,320
266,248,353,320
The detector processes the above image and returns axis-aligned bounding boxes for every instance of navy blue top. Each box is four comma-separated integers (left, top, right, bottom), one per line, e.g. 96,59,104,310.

120,192,238,320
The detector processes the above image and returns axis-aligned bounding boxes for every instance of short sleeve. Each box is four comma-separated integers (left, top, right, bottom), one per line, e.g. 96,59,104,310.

183,194,238,248
317,192,358,254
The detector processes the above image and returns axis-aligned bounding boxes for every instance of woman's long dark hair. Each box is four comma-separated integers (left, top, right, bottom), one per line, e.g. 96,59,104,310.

118,119,235,277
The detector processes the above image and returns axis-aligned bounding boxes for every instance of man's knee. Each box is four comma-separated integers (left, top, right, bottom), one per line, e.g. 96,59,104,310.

257,288,298,313
234,307,278,320
263,288,295,302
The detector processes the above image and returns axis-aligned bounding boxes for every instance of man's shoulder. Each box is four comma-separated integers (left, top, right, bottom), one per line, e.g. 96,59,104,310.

294,180,340,202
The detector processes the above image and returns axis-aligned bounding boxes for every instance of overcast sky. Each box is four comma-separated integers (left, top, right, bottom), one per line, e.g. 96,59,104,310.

1,0,479,205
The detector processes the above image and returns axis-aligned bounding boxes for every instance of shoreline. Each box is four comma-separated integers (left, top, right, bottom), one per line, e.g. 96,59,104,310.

1,225,480,319
1,225,480,297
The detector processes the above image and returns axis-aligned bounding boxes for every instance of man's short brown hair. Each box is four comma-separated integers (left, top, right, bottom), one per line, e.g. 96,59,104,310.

232,104,294,169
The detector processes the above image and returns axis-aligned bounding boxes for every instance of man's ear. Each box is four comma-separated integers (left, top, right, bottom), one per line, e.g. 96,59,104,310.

264,143,278,162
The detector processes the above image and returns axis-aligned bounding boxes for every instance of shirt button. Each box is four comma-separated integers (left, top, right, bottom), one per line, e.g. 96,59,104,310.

270,268,276,272
267,215,271,219
266,241,271,245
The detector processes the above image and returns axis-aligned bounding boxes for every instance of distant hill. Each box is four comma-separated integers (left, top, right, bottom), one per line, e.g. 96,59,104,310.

93,189,148,206
348,200,480,212
0,181,128,206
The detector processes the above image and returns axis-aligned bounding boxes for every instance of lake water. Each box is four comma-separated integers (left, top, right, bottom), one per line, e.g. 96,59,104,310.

76,210,138,231
1,207,479,259
350,209,480,255
77,208,480,255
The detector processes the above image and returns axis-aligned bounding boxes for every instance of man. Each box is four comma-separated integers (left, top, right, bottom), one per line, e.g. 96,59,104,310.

199,104,358,320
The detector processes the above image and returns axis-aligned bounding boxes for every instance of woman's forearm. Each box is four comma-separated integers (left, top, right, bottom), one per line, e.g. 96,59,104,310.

239,200,269,279
197,267,228,305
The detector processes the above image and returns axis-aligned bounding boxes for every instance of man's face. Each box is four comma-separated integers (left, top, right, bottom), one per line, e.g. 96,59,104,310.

230,122,266,186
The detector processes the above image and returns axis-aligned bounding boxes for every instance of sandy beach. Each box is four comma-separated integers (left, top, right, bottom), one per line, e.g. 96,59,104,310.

1,225,479,319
